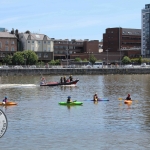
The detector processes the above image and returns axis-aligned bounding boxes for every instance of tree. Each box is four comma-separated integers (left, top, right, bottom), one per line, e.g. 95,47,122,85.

12,52,25,65
55,59,60,65
49,60,56,65
89,54,97,65
23,50,38,65
122,56,131,64
74,57,81,62
2,55,12,65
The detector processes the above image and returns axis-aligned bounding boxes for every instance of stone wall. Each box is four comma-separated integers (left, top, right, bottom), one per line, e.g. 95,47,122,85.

0,68,150,76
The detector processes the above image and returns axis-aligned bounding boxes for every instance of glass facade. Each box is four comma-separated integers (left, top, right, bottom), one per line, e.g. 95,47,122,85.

142,4,150,57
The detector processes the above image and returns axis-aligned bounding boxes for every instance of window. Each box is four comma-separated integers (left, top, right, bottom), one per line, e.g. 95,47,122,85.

44,41,46,44
44,48,46,51
32,47,34,51
28,41,30,43
38,41,40,44
48,41,50,45
11,47,14,51
5,46,9,51
0,42,2,48
12,41,15,44
5,41,9,45
44,53,48,58
38,53,41,58
32,41,34,44
48,47,50,51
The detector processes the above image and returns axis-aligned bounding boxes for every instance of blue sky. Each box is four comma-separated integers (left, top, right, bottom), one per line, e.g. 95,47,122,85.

0,0,150,41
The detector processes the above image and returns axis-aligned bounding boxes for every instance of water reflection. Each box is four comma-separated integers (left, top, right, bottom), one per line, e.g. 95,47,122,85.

0,75,150,149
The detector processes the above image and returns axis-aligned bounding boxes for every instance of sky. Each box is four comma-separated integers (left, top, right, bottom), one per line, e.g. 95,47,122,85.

0,0,150,41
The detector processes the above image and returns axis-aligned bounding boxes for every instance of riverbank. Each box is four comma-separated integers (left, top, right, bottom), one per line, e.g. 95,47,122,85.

0,68,150,76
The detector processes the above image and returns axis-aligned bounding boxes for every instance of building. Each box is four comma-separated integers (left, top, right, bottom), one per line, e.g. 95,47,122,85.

53,39,99,60
141,4,150,57
0,30,18,61
19,32,54,62
103,27,141,59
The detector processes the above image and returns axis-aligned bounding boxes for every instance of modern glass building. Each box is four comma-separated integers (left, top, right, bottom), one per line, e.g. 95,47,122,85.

141,4,150,57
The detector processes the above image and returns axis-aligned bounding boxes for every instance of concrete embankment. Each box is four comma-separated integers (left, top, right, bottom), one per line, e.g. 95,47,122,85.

0,68,150,76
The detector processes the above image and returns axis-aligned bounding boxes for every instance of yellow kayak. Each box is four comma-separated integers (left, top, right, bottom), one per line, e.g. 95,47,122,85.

124,100,132,104
0,101,17,106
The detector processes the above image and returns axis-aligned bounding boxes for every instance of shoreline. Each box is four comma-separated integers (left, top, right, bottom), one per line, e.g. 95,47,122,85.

0,68,150,76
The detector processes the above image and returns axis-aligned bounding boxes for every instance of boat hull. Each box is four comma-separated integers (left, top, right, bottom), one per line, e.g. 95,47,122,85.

124,100,132,104
40,79,79,86
59,101,83,105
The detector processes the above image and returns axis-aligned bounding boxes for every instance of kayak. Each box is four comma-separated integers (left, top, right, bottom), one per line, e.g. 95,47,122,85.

91,98,109,101
59,101,83,105
124,100,132,104
0,101,17,106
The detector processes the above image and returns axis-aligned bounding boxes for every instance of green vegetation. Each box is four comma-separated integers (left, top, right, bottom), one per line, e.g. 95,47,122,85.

122,56,131,64
89,54,97,65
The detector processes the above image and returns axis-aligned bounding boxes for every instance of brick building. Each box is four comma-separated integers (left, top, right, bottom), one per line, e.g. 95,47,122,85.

53,39,99,60
0,30,18,62
103,27,141,58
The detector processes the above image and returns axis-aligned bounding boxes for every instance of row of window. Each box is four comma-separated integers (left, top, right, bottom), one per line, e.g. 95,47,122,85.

28,41,51,44
27,47,51,51
37,53,49,58
54,41,83,45
0,41,15,47
0,46,15,51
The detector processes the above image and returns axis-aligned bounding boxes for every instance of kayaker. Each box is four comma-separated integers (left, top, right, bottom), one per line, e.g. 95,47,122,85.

2,97,8,104
64,76,66,83
60,77,63,83
69,75,73,82
67,96,72,103
93,93,98,101
126,94,131,100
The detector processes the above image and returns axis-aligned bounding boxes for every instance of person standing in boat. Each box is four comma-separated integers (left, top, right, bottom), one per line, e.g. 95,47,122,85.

2,97,8,104
63,76,66,83
67,96,72,103
69,75,73,82
93,93,98,101
126,94,131,100
60,76,63,83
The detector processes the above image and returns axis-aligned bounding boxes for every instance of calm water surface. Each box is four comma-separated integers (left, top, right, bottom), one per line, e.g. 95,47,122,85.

0,74,150,150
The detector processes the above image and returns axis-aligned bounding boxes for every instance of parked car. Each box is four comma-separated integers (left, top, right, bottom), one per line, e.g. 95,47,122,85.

29,65,36,68
123,64,133,68
3,65,9,69
141,63,146,67
14,66,23,69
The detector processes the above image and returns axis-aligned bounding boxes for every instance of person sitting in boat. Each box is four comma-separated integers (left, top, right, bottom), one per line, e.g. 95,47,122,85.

40,77,46,85
2,97,8,104
93,93,98,101
126,94,131,100
69,75,73,82
63,76,66,83
67,96,72,103
60,76,63,83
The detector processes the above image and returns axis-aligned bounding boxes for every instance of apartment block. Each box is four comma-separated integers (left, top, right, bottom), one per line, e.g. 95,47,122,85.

141,4,150,57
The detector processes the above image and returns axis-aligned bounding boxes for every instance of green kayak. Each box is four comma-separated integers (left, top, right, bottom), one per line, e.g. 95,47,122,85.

59,101,83,105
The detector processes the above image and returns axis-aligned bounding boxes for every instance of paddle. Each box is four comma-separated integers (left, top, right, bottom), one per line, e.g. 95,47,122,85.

118,98,138,102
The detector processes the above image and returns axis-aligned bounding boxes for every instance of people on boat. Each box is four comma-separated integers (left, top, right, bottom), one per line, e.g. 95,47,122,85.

60,76,63,83
67,96,72,103
64,76,66,83
93,93,98,101
2,97,8,104
69,75,73,82
126,94,131,100
40,77,46,85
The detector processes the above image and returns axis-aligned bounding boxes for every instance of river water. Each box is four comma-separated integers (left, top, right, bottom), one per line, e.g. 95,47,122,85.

0,74,150,150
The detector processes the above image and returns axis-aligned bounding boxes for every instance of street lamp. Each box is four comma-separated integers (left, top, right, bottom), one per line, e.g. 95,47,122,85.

66,48,68,67
106,50,109,65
